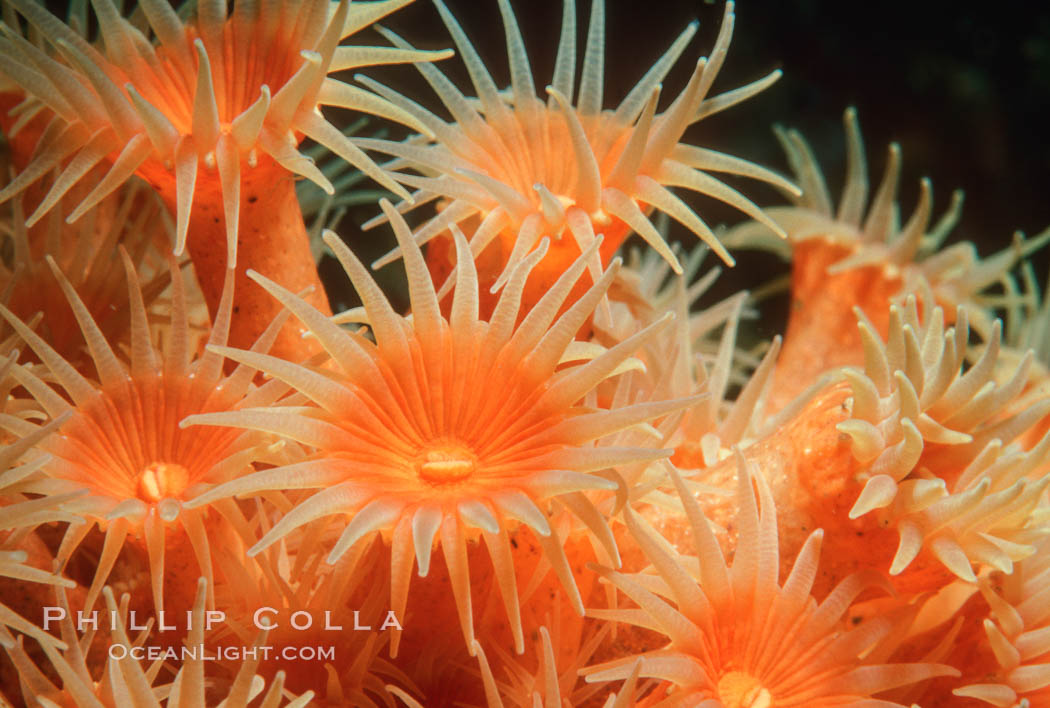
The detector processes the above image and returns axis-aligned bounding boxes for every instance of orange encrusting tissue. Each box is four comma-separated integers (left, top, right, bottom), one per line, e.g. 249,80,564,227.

735,380,958,599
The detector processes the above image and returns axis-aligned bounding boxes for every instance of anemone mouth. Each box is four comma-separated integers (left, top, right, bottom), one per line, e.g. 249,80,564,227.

136,461,191,503
717,671,773,708
415,441,477,485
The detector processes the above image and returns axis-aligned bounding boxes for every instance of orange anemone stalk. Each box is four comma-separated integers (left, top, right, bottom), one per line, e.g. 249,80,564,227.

0,0,449,358
183,199,699,656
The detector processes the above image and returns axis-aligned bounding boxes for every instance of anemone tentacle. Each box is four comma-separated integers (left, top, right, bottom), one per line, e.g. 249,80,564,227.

0,351,83,652
604,242,783,474
953,536,1050,707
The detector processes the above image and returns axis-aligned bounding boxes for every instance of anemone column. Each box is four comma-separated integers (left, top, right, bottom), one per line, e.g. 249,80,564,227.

768,238,902,411
143,154,328,361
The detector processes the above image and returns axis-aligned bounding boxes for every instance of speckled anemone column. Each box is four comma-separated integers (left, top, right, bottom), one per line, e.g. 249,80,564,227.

140,154,329,360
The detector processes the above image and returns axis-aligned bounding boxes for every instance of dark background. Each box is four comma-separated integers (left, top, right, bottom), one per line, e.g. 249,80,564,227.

328,0,1050,321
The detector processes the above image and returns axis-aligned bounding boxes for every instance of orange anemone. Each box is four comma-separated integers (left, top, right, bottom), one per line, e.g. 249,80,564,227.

583,459,959,706
0,255,288,615
360,0,795,315
183,199,698,655
0,0,449,356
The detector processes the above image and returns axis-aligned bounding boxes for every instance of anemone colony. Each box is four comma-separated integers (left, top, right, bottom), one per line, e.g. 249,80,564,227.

0,0,1046,706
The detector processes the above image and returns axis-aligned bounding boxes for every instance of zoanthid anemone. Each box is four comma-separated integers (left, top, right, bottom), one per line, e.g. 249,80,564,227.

724,108,1050,411
0,180,171,370
183,199,700,656
359,0,795,316
725,108,963,268
0,0,450,356
0,0,433,255
0,579,314,707
581,458,959,706
0,253,291,616
838,297,1050,582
